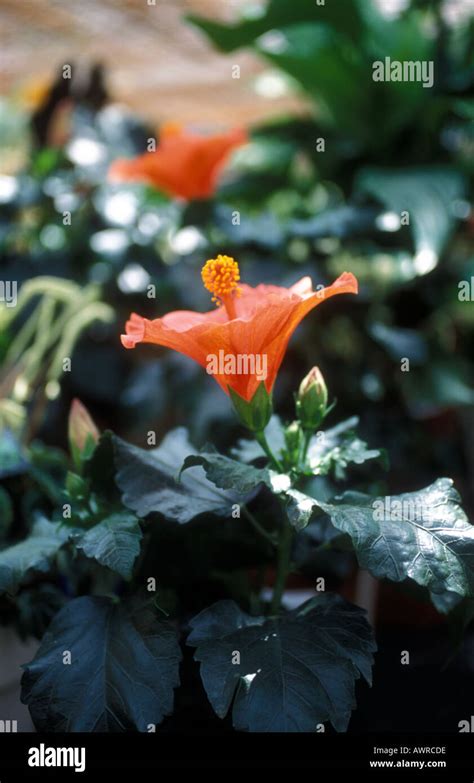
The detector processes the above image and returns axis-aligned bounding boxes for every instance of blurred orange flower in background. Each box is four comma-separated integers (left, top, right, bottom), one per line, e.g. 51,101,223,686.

109,123,247,200
121,255,358,402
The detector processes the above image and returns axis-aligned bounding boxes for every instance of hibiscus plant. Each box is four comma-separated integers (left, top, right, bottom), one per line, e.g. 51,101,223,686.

2,255,473,733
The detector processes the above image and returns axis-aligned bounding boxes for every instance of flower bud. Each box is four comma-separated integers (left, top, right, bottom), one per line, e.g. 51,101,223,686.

284,420,301,455
229,382,272,433
68,399,99,467
296,367,328,431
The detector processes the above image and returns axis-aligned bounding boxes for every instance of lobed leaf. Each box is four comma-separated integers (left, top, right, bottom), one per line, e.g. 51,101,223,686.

188,594,375,732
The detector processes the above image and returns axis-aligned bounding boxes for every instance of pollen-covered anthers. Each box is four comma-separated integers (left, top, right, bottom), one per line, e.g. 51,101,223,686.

201,255,241,307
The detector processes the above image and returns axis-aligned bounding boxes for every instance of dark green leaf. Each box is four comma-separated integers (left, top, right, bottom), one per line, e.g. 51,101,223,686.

256,24,370,138
286,488,321,532
187,0,364,53
357,167,466,268
181,450,272,495
114,428,239,523
306,417,384,479
315,478,474,612
188,594,375,732
75,512,142,580
21,596,182,731
365,8,436,138
0,517,68,595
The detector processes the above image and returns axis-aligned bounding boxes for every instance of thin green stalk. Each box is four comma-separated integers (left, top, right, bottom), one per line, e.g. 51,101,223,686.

47,302,114,381
12,277,87,312
5,306,41,364
242,506,276,547
255,429,284,472
300,428,312,465
20,297,57,387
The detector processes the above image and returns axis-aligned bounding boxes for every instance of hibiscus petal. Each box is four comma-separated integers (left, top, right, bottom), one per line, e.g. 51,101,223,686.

109,127,247,201
120,272,358,402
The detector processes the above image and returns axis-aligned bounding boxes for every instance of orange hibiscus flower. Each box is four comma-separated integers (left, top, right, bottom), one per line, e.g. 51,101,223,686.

109,124,247,200
121,256,358,403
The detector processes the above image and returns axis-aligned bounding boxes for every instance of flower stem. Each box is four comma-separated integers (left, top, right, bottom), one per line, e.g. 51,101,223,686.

300,428,312,465
270,516,293,615
255,429,284,472
242,506,276,547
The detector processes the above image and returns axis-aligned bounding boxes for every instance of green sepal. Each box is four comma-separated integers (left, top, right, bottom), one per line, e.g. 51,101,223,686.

229,383,273,433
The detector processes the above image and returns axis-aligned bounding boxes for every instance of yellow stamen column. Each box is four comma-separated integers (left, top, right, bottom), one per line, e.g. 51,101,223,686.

201,255,241,319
